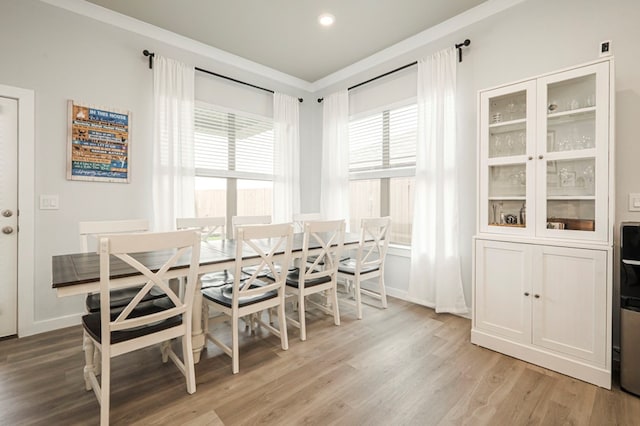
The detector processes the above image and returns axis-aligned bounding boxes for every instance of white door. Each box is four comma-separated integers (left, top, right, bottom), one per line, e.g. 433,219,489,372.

474,239,532,344
532,245,607,365
0,96,18,338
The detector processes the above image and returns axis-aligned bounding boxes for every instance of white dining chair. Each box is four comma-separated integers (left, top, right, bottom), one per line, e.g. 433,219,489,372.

79,219,162,313
201,223,293,374
338,217,391,319
82,229,201,426
292,212,323,233
79,219,149,252
231,215,271,238
284,219,345,341
231,215,273,278
176,217,234,288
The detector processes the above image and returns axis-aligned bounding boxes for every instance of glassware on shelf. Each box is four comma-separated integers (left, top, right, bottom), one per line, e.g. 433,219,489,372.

585,94,595,107
507,101,517,120
583,164,595,184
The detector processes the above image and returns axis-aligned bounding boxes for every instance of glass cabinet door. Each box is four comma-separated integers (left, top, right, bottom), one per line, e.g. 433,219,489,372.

480,81,536,235
536,62,610,242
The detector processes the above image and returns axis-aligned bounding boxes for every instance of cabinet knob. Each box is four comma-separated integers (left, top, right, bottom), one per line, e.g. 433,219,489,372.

538,155,544,160
524,292,530,296
528,156,533,160
534,294,540,299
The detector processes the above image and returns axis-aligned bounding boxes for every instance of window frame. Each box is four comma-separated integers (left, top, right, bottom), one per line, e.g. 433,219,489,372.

193,101,275,231
348,98,417,246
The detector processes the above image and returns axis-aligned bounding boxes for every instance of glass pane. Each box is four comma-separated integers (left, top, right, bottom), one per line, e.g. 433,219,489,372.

547,158,595,197
546,158,595,232
389,105,417,168
349,179,380,231
489,90,526,123
389,177,414,244
546,200,595,231
488,200,526,227
489,126,526,158
237,179,272,216
195,177,227,218
547,112,595,153
489,164,526,198
547,74,596,114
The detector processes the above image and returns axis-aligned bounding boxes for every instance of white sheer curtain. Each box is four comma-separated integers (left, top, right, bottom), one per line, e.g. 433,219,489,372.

151,55,196,231
407,48,468,314
273,92,301,223
320,89,350,221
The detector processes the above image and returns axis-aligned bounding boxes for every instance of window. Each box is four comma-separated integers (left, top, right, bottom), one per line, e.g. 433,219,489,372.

194,103,274,231
348,103,416,244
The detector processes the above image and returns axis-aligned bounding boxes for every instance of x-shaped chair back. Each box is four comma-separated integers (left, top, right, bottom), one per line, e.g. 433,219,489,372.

231,223,293,307
356,217,391,273
98,230,201,346
301,220,346,282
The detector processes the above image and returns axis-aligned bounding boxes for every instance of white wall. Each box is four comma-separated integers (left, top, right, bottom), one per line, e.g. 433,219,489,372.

313,0,640,345
3,0,640,346
0,0,311,334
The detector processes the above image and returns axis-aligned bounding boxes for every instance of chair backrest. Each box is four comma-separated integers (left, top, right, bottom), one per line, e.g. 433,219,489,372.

98,230,201,347
292,212,323,233
231,215,271,238
230,223,293,307
355,217,391,273
300,220,345,282
176,217,226,241
79,219,149,252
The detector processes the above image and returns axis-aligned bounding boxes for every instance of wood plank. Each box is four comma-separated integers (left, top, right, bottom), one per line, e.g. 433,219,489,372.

1,297,638,425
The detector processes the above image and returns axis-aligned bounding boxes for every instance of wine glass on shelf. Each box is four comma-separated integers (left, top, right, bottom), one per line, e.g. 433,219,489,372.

507,100,517,120
492,134,503,157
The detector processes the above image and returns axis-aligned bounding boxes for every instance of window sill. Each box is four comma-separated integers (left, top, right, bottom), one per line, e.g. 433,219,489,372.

387,244,411,258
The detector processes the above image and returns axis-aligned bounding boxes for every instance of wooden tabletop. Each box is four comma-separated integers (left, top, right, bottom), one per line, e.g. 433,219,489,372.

52,232,361,289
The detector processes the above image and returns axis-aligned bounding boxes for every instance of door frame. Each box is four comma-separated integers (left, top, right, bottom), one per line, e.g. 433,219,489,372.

0,84,35,337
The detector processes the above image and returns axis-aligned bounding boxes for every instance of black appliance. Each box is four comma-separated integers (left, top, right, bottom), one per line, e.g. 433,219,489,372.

620,222,640,396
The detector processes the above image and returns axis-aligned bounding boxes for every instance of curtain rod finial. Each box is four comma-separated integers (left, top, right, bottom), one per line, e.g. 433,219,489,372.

143,50,155,69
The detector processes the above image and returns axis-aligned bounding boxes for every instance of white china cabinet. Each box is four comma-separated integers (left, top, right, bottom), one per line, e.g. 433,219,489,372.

472,58,614,389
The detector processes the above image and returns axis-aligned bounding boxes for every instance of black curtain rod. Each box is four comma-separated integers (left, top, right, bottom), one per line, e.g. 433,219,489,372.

316,38,470,103
143,50,303,103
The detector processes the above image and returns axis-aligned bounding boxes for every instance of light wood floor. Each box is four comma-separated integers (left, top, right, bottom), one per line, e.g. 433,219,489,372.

2,296,639,425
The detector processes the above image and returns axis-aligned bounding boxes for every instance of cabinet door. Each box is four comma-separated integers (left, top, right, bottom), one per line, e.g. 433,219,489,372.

475,240,532,343
535,62,610,242
532,245,607,365
479,80,536,236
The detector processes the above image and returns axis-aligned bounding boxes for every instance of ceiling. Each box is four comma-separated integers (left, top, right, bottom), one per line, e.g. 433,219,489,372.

84,0,487,83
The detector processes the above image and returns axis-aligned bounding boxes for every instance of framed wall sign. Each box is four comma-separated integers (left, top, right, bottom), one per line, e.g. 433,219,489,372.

67,100,131,183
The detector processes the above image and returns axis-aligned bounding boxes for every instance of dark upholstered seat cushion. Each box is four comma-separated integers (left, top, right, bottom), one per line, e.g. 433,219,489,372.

202,280,277,308
306,254,350,265
337,259,380,275
242,263,281,278
82,298,181,344
284,268,332,288
85,286,166,313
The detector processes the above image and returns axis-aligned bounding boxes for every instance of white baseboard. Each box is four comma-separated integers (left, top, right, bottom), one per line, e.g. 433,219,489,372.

20,313,82,337
385,287,471,320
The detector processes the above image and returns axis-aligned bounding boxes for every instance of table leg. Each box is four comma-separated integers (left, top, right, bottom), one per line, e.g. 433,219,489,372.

191,289,205,363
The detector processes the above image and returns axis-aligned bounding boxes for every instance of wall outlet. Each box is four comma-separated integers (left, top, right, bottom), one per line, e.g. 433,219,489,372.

600,40,612,57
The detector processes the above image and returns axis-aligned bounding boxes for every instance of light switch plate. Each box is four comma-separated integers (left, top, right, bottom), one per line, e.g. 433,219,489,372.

629,193,640,212
40,194,59,210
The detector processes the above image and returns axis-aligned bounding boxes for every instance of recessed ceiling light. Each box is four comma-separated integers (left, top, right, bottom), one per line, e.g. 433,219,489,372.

318,13,335,27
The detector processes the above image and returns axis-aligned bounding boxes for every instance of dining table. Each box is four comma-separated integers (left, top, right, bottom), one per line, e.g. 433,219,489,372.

52,232,361,362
